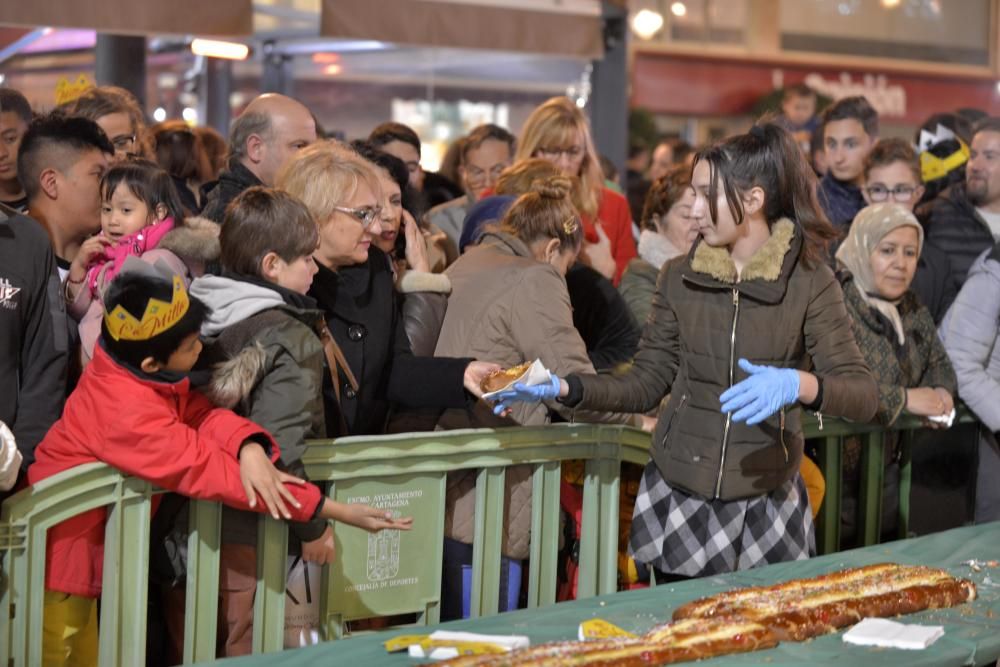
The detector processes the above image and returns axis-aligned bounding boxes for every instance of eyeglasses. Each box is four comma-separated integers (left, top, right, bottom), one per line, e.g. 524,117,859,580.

111,134,136,152
464,163,509,187
865,184,917,203
333,205,382,229
536,146,584,160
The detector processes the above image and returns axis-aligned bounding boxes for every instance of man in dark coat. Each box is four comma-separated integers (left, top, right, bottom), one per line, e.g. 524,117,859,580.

0,202,67,490
201,94,316,222
925,117,1000,301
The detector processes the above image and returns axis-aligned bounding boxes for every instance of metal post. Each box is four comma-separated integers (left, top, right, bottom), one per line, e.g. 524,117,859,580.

95,34,147,108
261,42,294,96
204,57,233,137
588,1,628,182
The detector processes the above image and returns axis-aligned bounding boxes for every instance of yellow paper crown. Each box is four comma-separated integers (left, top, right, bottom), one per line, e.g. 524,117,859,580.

55,74,93,107
104,274,190,341
921,139,970,183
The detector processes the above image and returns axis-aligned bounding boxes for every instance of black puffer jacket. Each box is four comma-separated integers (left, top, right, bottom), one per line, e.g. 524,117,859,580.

924,182,996,300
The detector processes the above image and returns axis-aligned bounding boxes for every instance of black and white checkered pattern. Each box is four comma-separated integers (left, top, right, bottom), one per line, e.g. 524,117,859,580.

629,461,815,578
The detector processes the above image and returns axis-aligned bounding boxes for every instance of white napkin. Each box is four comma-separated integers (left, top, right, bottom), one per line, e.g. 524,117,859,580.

482,359,552,401
842,618,944,650
407,630,530,660
927,408,956,428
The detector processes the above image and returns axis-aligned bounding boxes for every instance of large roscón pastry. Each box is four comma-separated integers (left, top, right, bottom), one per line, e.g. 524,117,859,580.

431,617,776,666
481,362,533,394
673,563,977,641
428,563,976,666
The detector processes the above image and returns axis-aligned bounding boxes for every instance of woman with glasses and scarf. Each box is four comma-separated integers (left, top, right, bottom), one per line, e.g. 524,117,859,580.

276,141,499,437
516,97,637,285
861,137,956,323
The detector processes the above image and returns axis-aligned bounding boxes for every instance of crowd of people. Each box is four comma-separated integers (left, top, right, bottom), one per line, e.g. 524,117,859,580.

2,79,1000,664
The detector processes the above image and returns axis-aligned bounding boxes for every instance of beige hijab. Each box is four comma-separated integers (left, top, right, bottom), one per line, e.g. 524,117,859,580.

836,203,924,346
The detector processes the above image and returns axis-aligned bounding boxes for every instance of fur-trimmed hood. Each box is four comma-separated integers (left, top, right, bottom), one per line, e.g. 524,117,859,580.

398,269,451,294
157,216,220,268
637,229,685,270
204,341,268,409
686,219,800,305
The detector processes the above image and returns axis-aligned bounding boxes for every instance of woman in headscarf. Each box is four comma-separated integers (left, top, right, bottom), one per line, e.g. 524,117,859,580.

835,202,957,544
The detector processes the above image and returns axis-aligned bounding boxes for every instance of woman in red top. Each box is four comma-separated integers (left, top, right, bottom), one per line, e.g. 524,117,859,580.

516,97,637,284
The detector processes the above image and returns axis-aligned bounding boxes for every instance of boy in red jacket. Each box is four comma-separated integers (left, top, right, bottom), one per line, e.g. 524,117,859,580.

29,260,411,666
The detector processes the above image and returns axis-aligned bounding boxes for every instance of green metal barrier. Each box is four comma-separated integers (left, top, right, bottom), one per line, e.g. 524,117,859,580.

802,409,978,555
0,424,650,666
0,416,979,666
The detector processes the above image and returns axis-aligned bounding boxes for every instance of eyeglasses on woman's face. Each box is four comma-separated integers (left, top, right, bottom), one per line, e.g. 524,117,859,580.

536,145,584,160
333,204,382,229
864,184,917,203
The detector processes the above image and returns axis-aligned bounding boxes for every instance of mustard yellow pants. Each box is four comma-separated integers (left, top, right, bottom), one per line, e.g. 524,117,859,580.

43,591,98,667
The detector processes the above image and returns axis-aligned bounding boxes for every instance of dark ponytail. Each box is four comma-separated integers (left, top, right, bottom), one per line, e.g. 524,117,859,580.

693,116,837,267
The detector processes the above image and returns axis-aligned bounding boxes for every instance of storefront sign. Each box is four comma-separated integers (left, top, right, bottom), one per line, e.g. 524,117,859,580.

633,51,999,125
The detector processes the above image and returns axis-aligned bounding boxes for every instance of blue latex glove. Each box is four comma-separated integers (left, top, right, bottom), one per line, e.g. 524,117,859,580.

719,359,800,425
491,372,562,416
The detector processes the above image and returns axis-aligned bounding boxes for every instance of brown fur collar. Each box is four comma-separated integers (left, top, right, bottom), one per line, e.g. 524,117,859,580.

205,341,267,409
158,216,221,265
690,218,796,284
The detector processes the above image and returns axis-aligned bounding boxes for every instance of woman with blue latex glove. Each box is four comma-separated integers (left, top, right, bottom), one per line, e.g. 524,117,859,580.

720,359,801,425
510,120,878,583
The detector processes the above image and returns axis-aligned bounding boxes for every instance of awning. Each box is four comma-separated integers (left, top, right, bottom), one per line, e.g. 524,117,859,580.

0,0,253,37
320,0,605,59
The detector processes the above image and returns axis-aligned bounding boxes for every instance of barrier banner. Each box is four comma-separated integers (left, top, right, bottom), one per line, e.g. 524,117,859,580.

327,473,446,621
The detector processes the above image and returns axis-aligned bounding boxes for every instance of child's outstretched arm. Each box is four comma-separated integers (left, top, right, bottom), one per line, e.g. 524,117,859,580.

319,500,413,532
98,403,322,522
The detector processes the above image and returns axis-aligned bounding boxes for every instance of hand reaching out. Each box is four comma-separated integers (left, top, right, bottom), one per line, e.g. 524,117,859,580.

463,361,503,398
238,441,306,520
335,503,414,532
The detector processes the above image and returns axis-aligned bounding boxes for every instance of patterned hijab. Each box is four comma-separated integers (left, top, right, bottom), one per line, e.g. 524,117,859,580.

836,203,924,345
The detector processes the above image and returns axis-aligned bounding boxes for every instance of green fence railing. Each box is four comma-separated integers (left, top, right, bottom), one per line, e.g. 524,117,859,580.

0,414,980,666
803,408,978,555
0,424,650,667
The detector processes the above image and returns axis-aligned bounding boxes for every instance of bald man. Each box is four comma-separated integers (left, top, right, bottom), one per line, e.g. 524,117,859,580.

202,93,317,222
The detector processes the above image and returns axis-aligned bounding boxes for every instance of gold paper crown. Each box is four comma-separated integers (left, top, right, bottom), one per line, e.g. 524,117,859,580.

921,139,970,183
54,74,93,107
104,274,190,341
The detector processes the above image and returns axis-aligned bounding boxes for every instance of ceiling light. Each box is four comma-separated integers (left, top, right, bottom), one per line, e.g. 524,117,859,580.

323,64,342,75
631,9,665,39
152,107,167,122
190,38,249,60
671,2,688,17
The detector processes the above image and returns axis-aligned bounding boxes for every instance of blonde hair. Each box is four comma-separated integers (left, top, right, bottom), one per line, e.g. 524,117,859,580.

500,175,582,252
515,97,603,219
276,140,382,226
495,158,562,196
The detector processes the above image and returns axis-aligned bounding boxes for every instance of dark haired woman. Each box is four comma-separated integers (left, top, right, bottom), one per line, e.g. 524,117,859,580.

494,122,878,579
619,165,699,326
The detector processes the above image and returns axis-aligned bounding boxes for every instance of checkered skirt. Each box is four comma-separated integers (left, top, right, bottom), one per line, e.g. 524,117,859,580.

629,460,815,578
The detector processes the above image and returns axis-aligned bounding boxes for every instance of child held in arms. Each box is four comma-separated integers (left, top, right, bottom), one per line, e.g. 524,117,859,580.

29,259,411,667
